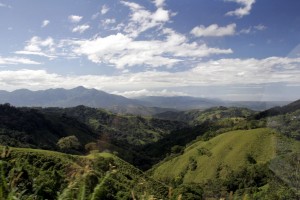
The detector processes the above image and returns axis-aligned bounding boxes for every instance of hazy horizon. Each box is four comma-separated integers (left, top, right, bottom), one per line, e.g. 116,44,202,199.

0,85,296,102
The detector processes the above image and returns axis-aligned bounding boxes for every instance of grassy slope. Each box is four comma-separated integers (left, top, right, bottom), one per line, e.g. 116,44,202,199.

151,128,299,183
0,146,168,199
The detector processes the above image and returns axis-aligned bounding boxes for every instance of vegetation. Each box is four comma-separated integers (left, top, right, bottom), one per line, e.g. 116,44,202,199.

150,128,300,198
267,109,300,140
0,146,169,200
41,105,187,146
0,99,300,199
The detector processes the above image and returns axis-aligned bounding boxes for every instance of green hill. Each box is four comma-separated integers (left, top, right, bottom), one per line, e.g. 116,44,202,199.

151,128,277,181
41,105,187,146
154,107,255,124
255,99,300,119
0,104,188,170
0,146,168,200
0,104,97,151
150,128,300,198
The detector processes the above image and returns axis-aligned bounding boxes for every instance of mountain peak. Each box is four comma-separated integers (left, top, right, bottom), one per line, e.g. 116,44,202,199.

71,86,88,91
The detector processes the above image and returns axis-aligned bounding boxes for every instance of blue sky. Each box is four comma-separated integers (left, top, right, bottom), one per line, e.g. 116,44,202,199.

0,0,299,101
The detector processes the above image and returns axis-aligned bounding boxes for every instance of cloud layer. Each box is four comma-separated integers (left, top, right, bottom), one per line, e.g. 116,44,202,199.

1,57,299,92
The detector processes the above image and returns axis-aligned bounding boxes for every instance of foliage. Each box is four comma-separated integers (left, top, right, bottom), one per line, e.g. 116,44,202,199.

267,109,300,140
57,135,81,151
171,184,204,200
0,146,169,200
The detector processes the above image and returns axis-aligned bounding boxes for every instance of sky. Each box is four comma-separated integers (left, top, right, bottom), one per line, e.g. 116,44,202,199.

0,0,300,101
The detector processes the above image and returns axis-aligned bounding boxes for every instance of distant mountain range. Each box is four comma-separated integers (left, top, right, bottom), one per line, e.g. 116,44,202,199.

0,86,138,108
0,86,291,114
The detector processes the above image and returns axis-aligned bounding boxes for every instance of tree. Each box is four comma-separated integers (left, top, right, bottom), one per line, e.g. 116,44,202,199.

57,135,80,151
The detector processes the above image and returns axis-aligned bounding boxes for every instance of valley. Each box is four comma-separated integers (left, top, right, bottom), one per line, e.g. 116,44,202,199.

0,90,299,199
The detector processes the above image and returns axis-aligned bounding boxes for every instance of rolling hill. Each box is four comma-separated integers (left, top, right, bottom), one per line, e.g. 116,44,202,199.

0,103,97,151
150,128,300,198
0,104,188,170
40,105,187,146
0,100,299,199
154,106,255,124
151,128,278,181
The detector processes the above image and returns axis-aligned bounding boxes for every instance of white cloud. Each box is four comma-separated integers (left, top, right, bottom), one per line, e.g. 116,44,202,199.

0,57,40,65
101,5,109,15
112,89,188,98
152,8,170,22
1,56,300,92
68,15,83,23
153,0,165,8
191,23,236,37
121,1,171,37
72,25,90,33
71,30,232,69
15,36,56,59
41,20,50,28
225,0,255,18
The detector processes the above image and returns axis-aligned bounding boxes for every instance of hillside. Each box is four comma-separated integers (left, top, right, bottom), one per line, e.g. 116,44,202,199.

0,104,97,151
154,106,255,125
133,107,265,169
0,104,188,170
255,99,300,119
41,105,187,146
150,128,300,198
0,146,169,200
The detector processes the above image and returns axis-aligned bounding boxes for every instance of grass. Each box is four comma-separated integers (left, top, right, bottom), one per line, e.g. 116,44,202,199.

151,128,297,183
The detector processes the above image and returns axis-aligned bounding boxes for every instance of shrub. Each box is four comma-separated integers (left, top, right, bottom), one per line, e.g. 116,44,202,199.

57,135,81,151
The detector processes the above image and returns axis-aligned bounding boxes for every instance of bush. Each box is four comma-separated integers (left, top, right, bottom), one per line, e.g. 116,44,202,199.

57,135,81,151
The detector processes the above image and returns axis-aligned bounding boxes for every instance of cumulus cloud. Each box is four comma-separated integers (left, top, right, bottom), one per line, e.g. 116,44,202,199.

101,5,109,15
153,0,165,8
72,24,90,33
68,15,83,23
70,30,232,69
41,20,50,28
15,36,56,59
225,0,255,18
191,23,236,37
121,1,171,37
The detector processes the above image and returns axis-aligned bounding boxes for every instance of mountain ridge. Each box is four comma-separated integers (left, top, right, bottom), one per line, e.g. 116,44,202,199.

0,87,291,115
